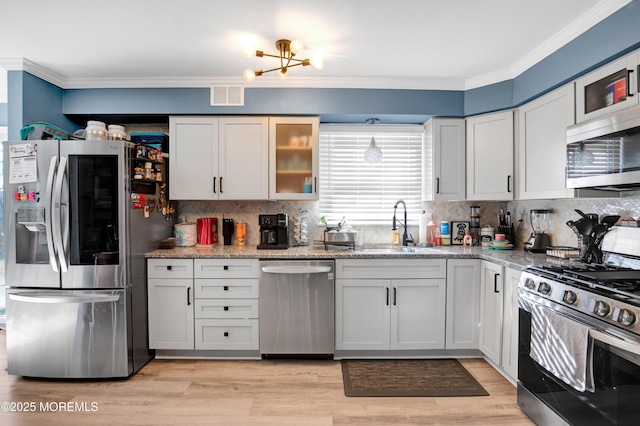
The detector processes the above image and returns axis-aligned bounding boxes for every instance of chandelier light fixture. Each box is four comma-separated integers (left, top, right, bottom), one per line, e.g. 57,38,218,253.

364,118,383,163
242,39,324,82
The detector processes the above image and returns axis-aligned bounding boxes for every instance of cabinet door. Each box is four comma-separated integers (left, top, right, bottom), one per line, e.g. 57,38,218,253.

466,111,514,200
335,279,390,350
501,267,522,382
518,85,576,200
575,52,639,123
169,116,219,200
431,118,466,201
148,278,194,349
479,261,503,365
391,279,446,350
218,117,269,200
269,116,319,200
446,259,481,349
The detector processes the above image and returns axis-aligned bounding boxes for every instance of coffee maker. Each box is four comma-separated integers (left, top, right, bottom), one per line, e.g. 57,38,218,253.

257,214,289,249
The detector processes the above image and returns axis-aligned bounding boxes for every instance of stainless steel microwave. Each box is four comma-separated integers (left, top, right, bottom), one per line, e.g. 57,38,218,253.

566,104,640,190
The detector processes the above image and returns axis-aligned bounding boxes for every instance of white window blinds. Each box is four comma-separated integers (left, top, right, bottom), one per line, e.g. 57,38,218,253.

319,125,424,226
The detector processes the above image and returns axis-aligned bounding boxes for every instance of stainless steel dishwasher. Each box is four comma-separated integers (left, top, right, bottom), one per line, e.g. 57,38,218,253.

259,260,334,358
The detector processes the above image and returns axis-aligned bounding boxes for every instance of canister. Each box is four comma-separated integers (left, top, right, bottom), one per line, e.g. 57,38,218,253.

440,221,449,236
481,227,495,246
174,222,197,246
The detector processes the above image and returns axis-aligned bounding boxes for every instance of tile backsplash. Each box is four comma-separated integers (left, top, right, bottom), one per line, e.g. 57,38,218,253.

175,193,640,248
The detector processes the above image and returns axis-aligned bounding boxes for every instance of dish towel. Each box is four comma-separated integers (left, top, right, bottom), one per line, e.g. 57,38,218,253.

530,303,595,392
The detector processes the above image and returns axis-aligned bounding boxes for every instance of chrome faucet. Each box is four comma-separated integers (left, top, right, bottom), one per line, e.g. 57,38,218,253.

392,200,414,246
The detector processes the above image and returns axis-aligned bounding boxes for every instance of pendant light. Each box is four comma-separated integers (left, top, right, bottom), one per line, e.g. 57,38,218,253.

364,118,382,163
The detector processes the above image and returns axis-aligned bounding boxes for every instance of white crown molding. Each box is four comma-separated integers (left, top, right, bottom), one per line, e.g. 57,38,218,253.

465,0,632,90
2,0,632,93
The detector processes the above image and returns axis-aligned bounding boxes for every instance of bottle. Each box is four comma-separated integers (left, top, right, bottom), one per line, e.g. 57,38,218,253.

440,221,449,237
427,220,437,245
393,229,401,245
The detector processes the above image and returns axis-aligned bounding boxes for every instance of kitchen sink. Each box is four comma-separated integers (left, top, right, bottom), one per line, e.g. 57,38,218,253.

356,247,408,254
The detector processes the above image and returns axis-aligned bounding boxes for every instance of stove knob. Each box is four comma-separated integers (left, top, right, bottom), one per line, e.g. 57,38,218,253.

613,308,636,326
562,290,577,305
593,300,611,317
524,278,536,290
537,281,552,295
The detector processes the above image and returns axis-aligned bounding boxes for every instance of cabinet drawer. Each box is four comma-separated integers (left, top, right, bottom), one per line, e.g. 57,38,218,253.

194,259,259,279
148,259,193,279
194,278,258,298
195,299,258,319
335,259,446,279
195,319,259,350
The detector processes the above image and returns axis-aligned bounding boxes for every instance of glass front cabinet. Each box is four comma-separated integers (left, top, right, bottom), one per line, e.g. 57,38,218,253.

575,50,639,123
268,117,319,200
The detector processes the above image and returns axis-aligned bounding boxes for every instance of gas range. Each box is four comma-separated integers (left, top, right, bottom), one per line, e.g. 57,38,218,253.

520,226,640,336
520,266,640,335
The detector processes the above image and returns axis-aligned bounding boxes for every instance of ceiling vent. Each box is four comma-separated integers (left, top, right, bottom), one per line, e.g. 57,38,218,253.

210,84,244,106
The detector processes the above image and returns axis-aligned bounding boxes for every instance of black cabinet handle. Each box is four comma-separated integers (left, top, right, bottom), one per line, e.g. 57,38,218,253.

314,177,317,193
386,287,389,306
628,69,634,97
187,287,191,305
436,177,440,194
494,274,499,293
393,287,397,306
507,175,512,193
213,177,216,194
224,306,229,311
220,177,223,193
223,332,229,337
223,265,229,270
166,265,172,271
223,285,229,291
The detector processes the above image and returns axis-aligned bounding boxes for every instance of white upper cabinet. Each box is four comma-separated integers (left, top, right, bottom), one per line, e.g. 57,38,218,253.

466,111,514,200
218,117,269,200
169,116,268,200
575,50,639,123
169,116,219,200
423,118,466,201
517,84,576,200
269,116,319,200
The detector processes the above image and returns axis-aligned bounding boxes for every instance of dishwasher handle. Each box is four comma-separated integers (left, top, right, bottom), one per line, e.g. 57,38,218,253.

261,266,332,274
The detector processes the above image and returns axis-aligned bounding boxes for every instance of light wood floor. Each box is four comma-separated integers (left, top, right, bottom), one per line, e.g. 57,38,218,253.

0,330,533,425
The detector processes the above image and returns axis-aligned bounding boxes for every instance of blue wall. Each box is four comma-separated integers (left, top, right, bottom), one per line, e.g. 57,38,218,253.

7,71,76,139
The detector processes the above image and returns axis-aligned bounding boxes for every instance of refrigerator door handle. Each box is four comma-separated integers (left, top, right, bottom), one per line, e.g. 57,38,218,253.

9,293,120,304
45,156,59,272
52,156,69,272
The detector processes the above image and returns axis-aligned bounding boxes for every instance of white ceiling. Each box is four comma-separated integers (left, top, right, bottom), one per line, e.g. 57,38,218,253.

0,0,633,91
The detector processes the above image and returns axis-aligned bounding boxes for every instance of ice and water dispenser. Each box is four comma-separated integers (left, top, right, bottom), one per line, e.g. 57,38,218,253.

15,207,49,264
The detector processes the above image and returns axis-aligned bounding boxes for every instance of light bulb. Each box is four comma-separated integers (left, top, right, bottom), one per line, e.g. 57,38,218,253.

309,53,325,70
243,69,257,82
277,68,288,80
289,39,303,55
242,47,256,58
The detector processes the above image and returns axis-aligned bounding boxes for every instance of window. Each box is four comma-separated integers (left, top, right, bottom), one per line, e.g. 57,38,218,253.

319,125,424,226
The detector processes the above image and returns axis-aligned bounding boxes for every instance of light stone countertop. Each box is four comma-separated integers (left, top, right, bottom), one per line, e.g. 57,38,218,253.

146,244,576,271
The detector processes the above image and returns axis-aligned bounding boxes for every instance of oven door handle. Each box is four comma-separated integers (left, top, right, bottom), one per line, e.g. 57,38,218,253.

590,329,640,357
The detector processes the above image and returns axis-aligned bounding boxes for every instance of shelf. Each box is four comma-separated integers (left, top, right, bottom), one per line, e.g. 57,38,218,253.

134,156,163,164
133,178,163,184
276,170,312,174
276,146,313,151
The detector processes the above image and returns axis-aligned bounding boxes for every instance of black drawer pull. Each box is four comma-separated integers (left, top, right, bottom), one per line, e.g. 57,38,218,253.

166,265,172,271
224,306,229,311
223,286,229,291
224,265,229,270
223,332,229,337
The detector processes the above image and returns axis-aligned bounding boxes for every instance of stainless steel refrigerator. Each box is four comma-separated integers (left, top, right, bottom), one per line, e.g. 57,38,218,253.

3,139,172,378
